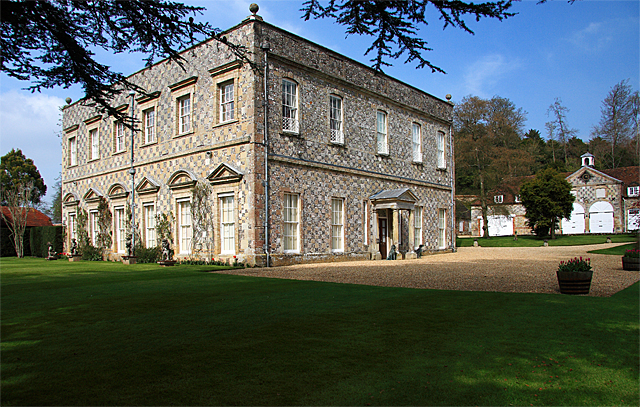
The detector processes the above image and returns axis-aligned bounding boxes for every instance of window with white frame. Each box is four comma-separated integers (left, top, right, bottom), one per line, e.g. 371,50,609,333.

68,212,77,243
414,206,422,249
114,121,125,153
282,79,299,133
144,108,156,144
628,186,639,197
220,195,235,254
178,95,191,134
438,209,446,249
494,195,504,204
69,136,77,166
220,81,235,122
114,207,126,253
437,131,446,168
412,123,422,162
177,199,192,254
90,210,99,246
330,95,343,144
89,129,99,160
283,193,299,252
331,198,344,252
377,110,388,155
143,203,156,248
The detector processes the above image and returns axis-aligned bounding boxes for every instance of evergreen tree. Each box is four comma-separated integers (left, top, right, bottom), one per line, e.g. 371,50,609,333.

0,149,47,205
519,168,574,239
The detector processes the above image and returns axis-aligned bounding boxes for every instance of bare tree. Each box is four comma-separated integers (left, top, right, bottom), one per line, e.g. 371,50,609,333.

546,98,578,166
1,181,35,258
591,80,638,169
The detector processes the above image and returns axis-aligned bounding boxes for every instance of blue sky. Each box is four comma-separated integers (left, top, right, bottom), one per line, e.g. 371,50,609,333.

0,0,638,205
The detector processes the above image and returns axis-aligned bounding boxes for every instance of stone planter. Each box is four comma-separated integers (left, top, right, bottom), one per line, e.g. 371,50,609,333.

158,260,177,267
68,255,82,262
557,270,593,295
622,257,640,271
122,256,137,265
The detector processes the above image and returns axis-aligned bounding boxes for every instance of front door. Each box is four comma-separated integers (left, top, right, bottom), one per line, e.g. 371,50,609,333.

378,218,387,259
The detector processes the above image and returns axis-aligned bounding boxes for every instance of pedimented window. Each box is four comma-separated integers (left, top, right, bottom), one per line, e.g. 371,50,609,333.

207,163,243,185
107,183,129,200
63,192,80,207
136,176,161,195
168,170,197,190
83,188,104,204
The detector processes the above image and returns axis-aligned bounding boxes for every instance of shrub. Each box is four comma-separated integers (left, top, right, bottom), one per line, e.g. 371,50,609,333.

81,245,103,261
558,257,592,273
135,246,161,263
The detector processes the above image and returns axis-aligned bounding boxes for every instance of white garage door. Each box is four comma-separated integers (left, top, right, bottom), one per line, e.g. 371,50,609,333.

562,203,585,234
479,215,513,237
628,208,640,231
589,202,614,234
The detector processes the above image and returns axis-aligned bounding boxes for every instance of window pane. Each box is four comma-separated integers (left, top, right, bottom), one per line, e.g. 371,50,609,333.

331,198,343,251
412,123,421,162
145,109,155,143
221,196,235,253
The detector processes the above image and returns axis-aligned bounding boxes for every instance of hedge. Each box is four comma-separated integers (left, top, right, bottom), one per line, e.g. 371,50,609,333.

29,226,63,258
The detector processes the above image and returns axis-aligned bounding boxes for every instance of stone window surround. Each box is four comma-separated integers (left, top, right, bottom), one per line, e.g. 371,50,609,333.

329,93,344,145
210,183,240,256
437,131,447,170
412,122,422,163
175,196,192,255
84,115,101,162
136,91,160,147
376,109,389,156
331,196,345,252
414,205,423,248
111,104,129,155
68,134,77,167
282,189,301,254
219,192,235,255
142,201,156,249
169,76,197,138
209,61,241,128
64,125,78,168
282,78,300,135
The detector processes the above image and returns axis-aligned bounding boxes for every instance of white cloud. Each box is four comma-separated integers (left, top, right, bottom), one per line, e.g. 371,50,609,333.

463,54,521,97
568,21,614,52
0,90,65,199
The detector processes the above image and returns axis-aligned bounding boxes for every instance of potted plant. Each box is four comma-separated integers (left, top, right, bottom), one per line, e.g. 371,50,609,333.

622,249,640,271
557,257,593,295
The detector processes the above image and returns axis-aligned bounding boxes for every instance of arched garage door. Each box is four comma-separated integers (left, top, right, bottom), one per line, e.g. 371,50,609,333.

589,202,614,234
562,203,585,234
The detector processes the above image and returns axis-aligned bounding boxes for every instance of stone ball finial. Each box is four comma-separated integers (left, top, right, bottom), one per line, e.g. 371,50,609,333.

65,97,72,104
249,3,259,14
445,94,452,101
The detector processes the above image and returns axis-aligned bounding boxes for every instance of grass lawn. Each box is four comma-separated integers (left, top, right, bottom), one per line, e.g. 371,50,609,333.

2,258,638,406
457,233,638,248
588,243,639,256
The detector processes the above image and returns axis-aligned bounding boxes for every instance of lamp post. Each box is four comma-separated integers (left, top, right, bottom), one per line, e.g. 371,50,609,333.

128,90,136,258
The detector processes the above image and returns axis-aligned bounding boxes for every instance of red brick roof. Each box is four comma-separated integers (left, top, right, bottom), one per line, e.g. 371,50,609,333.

601,166,640,188
0,207,53,227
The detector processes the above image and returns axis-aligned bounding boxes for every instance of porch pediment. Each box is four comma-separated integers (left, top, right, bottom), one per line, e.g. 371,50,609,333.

370,188,417,210
207,163,243,185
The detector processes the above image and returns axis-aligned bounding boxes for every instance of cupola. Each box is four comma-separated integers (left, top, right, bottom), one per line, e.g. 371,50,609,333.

581,152,594,167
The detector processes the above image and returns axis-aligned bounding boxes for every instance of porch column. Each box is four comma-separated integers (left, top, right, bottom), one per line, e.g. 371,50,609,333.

372,209,381,260
392,209,401,260
406,209,417,259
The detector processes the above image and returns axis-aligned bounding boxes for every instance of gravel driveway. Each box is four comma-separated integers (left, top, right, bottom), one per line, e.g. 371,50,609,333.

216,243,639,297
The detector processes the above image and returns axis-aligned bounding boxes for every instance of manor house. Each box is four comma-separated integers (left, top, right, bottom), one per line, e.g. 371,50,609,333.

61,6,455,266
